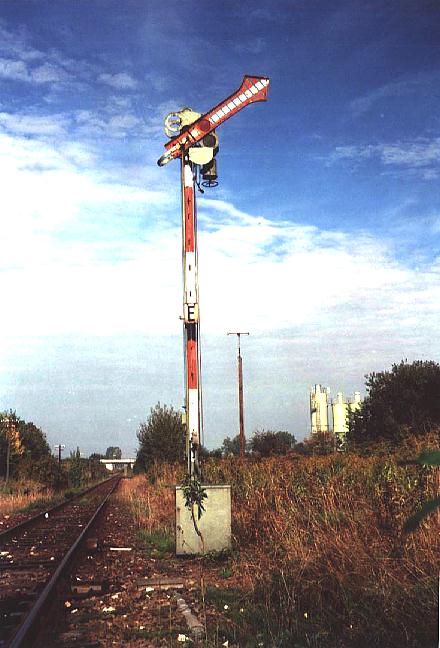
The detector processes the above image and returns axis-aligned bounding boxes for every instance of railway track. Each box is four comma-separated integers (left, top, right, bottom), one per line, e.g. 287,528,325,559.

0,475,122,648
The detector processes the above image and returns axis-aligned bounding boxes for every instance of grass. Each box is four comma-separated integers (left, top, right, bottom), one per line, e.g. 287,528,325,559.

137,527,175,557
17,494,63,513
202,436,439,648
115,437,439,647
123,432,438,648
0,478,108,518
0,479,56,517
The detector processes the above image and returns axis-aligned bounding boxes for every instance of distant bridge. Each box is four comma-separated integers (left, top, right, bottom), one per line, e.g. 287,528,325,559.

99,458,135,474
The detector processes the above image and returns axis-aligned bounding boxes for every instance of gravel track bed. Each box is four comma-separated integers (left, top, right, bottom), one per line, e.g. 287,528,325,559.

51,484,239,647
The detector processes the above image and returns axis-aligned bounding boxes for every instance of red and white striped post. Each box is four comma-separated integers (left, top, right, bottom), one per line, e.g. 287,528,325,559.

181,153,201,476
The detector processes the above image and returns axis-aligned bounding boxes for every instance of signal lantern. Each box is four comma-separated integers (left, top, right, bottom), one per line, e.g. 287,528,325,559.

201,159,218,188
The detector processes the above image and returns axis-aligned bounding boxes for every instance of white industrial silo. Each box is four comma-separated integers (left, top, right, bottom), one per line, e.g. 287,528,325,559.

349,391,362,412
310,384,329,434
331,391,362,445
332,392,348,438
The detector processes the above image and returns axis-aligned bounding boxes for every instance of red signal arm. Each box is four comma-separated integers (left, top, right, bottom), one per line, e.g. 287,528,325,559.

157,75,269,166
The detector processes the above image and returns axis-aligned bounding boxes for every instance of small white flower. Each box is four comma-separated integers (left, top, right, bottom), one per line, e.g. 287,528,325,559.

177,634,188,642
223,604,229,610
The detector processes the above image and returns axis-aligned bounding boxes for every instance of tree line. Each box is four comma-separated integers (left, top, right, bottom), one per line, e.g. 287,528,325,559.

135,360,440,470
0,412,109,489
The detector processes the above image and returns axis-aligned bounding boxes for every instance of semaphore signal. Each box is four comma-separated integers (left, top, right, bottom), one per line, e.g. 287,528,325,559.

158,75,270,479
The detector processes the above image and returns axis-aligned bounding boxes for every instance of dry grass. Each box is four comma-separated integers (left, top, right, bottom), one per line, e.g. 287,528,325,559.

0,479,55,517
119,463,183,533
204,443,439,647
123,438,438,647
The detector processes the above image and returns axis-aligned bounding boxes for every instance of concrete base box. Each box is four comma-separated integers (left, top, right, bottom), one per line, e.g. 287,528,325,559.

175,485,231,555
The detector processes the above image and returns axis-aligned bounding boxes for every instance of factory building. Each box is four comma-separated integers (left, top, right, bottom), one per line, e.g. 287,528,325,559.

310,385,362,444
310,384,330,434
331,391,362,444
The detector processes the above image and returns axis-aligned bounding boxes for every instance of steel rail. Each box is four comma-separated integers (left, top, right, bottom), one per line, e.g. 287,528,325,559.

5,474,122,648
0,474,119,544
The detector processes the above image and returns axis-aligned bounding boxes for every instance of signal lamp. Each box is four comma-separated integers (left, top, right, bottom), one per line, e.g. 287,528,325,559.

201,159,218,188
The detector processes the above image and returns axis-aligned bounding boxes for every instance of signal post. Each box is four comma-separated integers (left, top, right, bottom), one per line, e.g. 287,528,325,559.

157,75,269,553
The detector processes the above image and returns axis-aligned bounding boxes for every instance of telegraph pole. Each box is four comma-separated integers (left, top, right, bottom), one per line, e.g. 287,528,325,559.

4,417,11,485
227,332,249,458
54,444,65,466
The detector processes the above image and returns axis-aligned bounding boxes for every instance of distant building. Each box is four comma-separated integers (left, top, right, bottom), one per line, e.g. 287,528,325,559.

310,384,330,434
331,391,362,444
310,385,362,444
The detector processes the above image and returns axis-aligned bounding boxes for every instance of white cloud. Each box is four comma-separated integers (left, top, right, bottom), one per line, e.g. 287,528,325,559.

73,108,143,139
350,71,440,116
333,137,440,173
196,199,417,334
98,72,138,89
0,57,29,81
31,62,67,84
0,130,172,272
0,141,438,347
0,111,68,136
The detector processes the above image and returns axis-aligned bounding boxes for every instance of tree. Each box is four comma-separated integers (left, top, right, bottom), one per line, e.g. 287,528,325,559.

69,447,83,488
302,430,336,455
348,360,440,447
24,455,66,490
19,421,51,460
105,446,122,459
250,430,296,456
0,412,24,481
89,452,105,460
135,403,185,471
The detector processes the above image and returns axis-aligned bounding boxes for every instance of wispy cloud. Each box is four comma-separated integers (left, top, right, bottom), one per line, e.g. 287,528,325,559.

0,111,68,136
349,70,440,116
98,72,138,90
0,57,29,81
234,37,266,55
73,109,142,139
332,137,440,178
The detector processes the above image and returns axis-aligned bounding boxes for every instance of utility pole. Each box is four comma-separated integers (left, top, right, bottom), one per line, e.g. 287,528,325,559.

227,332,249,457
4,416,11,485
158,76,269,479
54,444,65,466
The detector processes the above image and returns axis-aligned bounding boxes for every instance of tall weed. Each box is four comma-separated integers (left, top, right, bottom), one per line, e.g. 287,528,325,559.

203,442,438,647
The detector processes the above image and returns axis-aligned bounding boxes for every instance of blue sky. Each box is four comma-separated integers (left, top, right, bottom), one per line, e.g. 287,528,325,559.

0,0,439,455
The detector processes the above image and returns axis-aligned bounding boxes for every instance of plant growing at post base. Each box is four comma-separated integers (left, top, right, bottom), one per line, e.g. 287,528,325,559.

181,473,207,543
